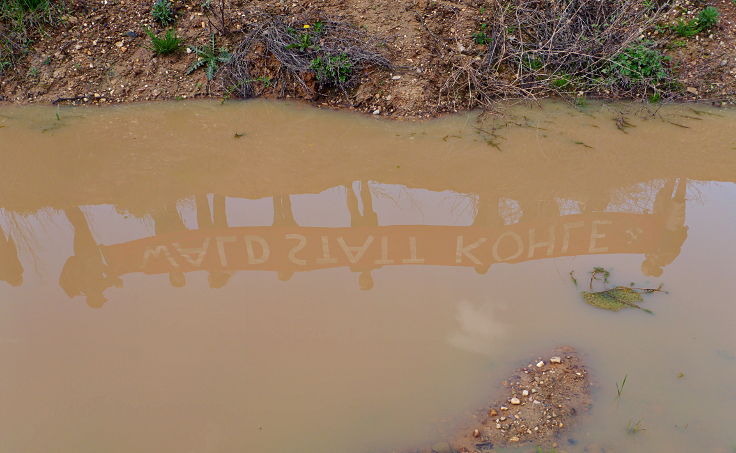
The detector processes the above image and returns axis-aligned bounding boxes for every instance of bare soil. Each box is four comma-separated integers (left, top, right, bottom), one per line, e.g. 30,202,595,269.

411,346,593,453
1,0,735,117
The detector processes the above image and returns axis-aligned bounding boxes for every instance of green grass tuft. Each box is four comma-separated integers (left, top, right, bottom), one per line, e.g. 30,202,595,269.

144,27,182,55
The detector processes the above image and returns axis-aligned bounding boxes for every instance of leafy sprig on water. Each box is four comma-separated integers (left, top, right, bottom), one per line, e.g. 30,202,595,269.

577,267,665,314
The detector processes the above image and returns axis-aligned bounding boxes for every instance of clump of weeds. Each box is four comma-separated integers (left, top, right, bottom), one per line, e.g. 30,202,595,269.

186,33,231,81
151,0,175,26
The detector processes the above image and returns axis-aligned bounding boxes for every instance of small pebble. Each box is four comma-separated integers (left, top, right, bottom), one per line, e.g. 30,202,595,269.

509,436,520,442
489,409,498,416
522,390,529,396
473,429,480,438
536,361,545,367
550,357,562,363
510,397,521,405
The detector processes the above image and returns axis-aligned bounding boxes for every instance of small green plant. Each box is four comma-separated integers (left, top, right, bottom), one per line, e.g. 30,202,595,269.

551,74,572,89
27,66,39,78
151,0,175,26
285,23,325,52
144,28,182,55
626,419,646,435
522,54,543,71
473,23,492,45
535,447,558,453
666,40,687,50
608,41,669,86
186,33,231,80
672,6,719,37
310,53,353,85
616,374,628,398
696,6,719,30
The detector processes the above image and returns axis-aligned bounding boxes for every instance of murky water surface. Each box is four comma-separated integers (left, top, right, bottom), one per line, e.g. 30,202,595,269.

0,100,735,453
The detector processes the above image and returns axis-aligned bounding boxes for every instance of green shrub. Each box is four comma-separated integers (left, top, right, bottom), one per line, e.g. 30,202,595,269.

186,33,231,80
608,41,669,86
144,28,182,55
310,53,353,84
151,0,175,26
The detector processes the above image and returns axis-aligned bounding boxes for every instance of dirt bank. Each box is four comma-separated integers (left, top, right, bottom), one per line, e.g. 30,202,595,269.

1,0,736,117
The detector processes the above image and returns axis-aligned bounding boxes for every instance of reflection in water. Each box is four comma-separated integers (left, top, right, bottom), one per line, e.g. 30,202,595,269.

59,207,121,308
5,177,691,306
0,223,22,286
642,179,688,277
2,101,736,453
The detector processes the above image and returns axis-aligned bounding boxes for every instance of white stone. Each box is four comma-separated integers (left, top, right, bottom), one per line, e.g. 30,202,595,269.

510,397,521,405
522,390,529,396
536,361,544,367
550,356,562,363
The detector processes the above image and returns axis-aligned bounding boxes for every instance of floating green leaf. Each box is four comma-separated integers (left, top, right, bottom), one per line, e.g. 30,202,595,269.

582,286,653,314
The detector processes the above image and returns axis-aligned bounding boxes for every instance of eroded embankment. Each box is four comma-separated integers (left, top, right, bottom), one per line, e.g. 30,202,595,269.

1,0,736,117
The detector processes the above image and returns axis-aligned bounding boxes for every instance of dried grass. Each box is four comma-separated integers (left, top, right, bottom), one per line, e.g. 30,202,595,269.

220,10,392,99
440,0,675,109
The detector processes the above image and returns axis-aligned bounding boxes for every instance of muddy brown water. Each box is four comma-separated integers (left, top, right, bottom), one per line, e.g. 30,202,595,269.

0,100,735,453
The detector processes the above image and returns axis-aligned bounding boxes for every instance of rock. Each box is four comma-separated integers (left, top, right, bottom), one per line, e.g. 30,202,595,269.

536,361,545,367
550,357,562,363
431,441,455,453
372,109,381,115
489,409,498,416
125,31,139,38
509,436,520,442
510,397,521,405
391,75,401,80
686,86,699,95
472,429,480,438
522,390,529,396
